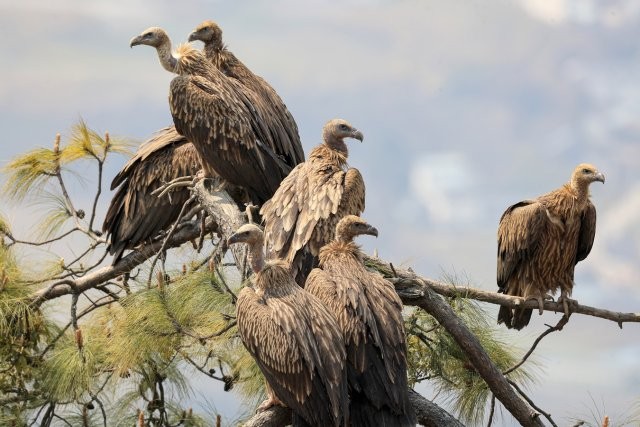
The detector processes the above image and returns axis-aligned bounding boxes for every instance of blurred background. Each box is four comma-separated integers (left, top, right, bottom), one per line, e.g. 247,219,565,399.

1,0,638,424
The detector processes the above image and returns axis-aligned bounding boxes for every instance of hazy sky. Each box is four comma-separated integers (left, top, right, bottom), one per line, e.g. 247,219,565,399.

1,0,639,425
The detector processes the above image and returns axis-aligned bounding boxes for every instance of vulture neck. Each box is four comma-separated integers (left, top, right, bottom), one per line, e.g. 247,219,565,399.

323,135,349,157
567,178,591,205
155,40,177,72
247,241,265,275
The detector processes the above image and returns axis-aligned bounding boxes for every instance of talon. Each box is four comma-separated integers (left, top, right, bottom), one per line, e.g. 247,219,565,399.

557,290,577,317
525,294,552,315
257,395,284,412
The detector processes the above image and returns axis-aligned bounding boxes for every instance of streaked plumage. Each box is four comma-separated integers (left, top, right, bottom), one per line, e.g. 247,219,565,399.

188,20,304,168
102,126,200,263
260,119,366,285
497,163,604,329
228,224,348,427
306,216,416,426
130,27,294,205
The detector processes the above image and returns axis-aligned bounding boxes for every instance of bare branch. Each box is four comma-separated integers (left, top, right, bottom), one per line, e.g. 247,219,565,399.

241,388,465,426
366,257,640,326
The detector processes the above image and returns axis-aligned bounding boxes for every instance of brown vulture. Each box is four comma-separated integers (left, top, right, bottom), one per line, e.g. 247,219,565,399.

130,27,295,205
227,224,349,427
102,126,200,263
497,163,605,329
260,119,366,285
306,216,416,426
188,20,305,168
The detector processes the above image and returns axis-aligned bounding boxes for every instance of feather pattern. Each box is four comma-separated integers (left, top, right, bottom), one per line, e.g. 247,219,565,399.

102,126,200,263
497,163,603,329
189,20,305,168
305,216,416,426
236,259,349,426
260,119,365,285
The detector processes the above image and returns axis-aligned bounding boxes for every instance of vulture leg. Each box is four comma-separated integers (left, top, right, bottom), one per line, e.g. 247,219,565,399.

524,293,554,315
257,383,285,412
557,288,577,317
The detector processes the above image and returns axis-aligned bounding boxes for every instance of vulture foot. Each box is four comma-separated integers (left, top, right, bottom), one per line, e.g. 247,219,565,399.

525,294,554,315
557,291,577,317
257,395,285,412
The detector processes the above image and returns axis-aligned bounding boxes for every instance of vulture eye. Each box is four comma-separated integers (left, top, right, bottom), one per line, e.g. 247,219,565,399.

339,124,349,131
582,168,590,174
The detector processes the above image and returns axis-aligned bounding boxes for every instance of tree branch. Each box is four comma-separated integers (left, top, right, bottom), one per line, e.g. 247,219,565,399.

366,257,640,327
241,389,465,427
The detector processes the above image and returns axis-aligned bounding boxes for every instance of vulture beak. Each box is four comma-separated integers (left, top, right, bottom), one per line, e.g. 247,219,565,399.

187,31,198,42
227,233,241,246
594,172,605,184
365,225,379,238
352,129,364,142
129,35,143,48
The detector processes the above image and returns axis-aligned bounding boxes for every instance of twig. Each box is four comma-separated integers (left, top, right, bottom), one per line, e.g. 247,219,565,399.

504,315,569,375
508,379,557,427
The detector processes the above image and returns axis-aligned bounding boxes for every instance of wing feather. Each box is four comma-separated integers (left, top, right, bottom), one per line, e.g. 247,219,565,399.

576,201,596,264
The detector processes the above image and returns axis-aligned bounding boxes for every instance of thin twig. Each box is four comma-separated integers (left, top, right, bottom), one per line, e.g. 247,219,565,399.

507,379,556,427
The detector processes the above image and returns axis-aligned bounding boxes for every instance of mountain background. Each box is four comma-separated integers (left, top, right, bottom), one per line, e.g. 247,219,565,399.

1,0,638,424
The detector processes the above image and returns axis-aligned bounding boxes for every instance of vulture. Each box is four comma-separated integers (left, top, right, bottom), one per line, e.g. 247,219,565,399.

306,215,416,427
130,27,295,205
188,20,304,168
228,224,349,427
260,119,366,285
497,163,605,330
102,127,200,263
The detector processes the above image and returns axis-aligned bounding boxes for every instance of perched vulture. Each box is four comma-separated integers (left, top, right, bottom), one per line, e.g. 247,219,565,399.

306,216,416,427
130,27,294,205
188,20,304,168
497,163,605,329
102,127,200,263
228,224,349,427
260,119,366,285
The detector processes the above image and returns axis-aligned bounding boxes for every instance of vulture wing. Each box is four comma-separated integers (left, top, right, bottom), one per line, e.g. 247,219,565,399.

575,201,596,264
102,127,200,263
169,74,291,204
236,285,347,426
306,264,413,424
496,200,548,290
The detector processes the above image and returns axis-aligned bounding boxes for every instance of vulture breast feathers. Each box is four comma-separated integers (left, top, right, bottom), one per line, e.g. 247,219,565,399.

102,126,200,263
130,27,293,205
260,119,366,285
497,163,604,330
228,224,349,427
188,20,304,168
305,216,416,427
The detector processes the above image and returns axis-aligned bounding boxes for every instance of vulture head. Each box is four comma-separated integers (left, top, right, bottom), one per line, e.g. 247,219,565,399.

228,224,265,274
228,223,265,247
130,27,177,72
322,119,363,154
335,215,378,243
130,27,170,49
188,20,223,47
571,163,605,188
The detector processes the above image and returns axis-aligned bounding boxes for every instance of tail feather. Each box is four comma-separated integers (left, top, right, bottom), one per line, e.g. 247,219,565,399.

498,306,532,330
350,397,416,427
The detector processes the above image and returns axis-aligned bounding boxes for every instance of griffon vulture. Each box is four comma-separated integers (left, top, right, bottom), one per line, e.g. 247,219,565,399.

497,163,604,329
260,119,365,285
102,127,200,263
306,216,416,426
130,27,294,205
228,223,349,427
188,20,304,168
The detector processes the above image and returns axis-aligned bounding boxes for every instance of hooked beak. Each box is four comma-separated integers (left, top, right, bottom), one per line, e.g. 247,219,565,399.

129,35,144,48
594,172,605,184
365,225,379,238
227,233,241,246
187,31,198,43
352,129,364,142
